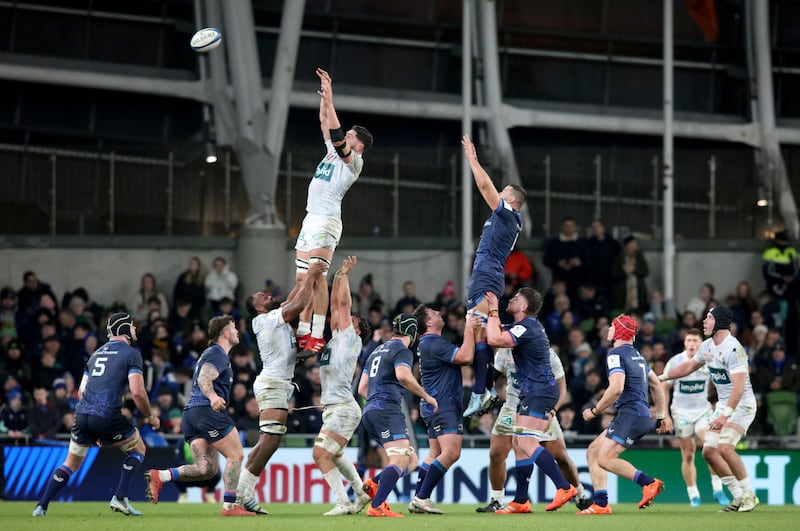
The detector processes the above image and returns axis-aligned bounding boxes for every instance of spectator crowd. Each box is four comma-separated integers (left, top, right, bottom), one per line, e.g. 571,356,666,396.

2,223,799,449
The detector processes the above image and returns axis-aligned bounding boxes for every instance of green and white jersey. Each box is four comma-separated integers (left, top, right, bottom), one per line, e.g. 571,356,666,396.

495,347,563,411
253,309,296,382
306,140,362,217
693,333,756,406
319,325,361,406
665,351,712,414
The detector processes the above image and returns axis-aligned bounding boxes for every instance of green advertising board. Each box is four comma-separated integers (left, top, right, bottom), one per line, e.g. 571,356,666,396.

619,449,800,505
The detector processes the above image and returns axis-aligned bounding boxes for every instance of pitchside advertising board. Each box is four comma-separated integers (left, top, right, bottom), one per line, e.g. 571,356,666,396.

5,446,800,505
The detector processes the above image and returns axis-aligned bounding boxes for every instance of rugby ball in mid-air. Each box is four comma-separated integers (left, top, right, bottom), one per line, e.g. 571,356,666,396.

190,27,222,52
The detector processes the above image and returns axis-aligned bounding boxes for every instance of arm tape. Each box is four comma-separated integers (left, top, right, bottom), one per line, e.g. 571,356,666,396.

329,127,345,142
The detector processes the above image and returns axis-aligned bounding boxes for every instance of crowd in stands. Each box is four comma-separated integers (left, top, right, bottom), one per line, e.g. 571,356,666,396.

1,223,799,449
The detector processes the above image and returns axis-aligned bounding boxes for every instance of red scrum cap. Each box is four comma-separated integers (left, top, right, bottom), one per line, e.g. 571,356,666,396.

612,314,637,341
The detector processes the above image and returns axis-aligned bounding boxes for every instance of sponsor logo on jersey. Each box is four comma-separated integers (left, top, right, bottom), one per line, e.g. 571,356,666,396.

678,380,707,394
709,367,731,385
313,162,335,182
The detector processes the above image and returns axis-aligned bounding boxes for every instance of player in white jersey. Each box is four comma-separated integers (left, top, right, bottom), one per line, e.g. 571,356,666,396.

291,68,373,356
476,347,590,512
662,328,731,507
660,306,758,512
236,261,326,514
312,256,373,516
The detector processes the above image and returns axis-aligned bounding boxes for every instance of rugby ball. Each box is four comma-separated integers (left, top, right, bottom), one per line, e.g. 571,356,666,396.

190,27,222,52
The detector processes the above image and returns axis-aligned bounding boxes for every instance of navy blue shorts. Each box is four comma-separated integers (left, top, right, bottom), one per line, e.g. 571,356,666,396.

362,408,408,446
466,269,504,309
182,406,235,443
518,390,559,419
605,412,653,448
71,412,136,445
422,409,463,439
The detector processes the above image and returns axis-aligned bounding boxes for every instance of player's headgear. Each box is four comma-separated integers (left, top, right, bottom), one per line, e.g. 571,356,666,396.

107,312,134,341
612,314,637,342
709,306,733,332
393,313,418,343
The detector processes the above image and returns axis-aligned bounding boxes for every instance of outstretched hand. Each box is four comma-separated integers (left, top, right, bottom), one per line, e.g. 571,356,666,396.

340,255,357,275
316,68,333,99
462,134,478,161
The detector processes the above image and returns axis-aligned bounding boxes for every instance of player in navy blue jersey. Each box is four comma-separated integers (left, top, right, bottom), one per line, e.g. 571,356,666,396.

484,289,576,513
577,315,672,515
145,315,254,517
461,135,526,417
407,305,480,514
357,314,438,518
33,313,160,518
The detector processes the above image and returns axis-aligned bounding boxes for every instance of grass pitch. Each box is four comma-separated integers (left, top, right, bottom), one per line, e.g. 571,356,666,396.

0,501,795,531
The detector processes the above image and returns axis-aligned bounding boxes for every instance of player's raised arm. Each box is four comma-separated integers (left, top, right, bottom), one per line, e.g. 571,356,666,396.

462,134,501,211
317,67,354,164
318,95,329,141
331,256,356,331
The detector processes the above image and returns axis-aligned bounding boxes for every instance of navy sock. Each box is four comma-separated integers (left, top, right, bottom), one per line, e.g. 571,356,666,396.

472,342,491,394
533,446,571,490
633,470,654,487
417,459,447,499
372,465,401,507
512,457,534,504
223,490,236,504
595,489,609,507
39,465,73,509
116,452,144,499
484,364,495,392
415,462,430,494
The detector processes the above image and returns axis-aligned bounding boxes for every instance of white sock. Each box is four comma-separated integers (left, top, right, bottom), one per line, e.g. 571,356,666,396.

576,483,586,498
721,476,742,498
490,488,505,503
312,314,326,338
323,469,349,504
298,321,311,336
738,477,752,496
158,469,172,482
334,453,364,492
237,468,259,499
687,485,700,499
710,474,723,493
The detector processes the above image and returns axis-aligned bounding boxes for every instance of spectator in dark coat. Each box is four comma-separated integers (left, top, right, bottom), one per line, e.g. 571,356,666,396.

27,385,61,440
585,219,621,299
543,216,589,302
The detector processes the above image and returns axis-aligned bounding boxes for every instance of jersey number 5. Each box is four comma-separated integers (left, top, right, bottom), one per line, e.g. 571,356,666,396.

91,356,108,376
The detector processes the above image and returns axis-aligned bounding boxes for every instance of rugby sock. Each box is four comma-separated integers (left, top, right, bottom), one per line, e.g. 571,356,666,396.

594,489,609,507
159,468,179,482
223,490,236,504
415,462,430,494
472,342,491,394
298,321,311,337
312,314,326,339
512,457,535,504
738,476,753,495
687,485,700,499
372,465,401,507
323,469,350,504
721,476,742,498
237,468,259,500
417,459,447,499
333,453,364,492
490,488,505,503
633,470,654,487
710,474,723,493
116,451,144,499
39,465,73,509
533,446,571,490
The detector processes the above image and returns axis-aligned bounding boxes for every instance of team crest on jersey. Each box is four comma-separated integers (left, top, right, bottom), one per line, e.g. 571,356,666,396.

510,325,526,338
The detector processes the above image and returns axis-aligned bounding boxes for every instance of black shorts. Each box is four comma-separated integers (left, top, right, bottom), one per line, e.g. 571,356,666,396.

72,412,136,445
182,406,235,443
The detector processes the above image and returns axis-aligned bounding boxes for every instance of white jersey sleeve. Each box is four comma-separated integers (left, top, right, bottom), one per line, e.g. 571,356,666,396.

549,348,565,380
